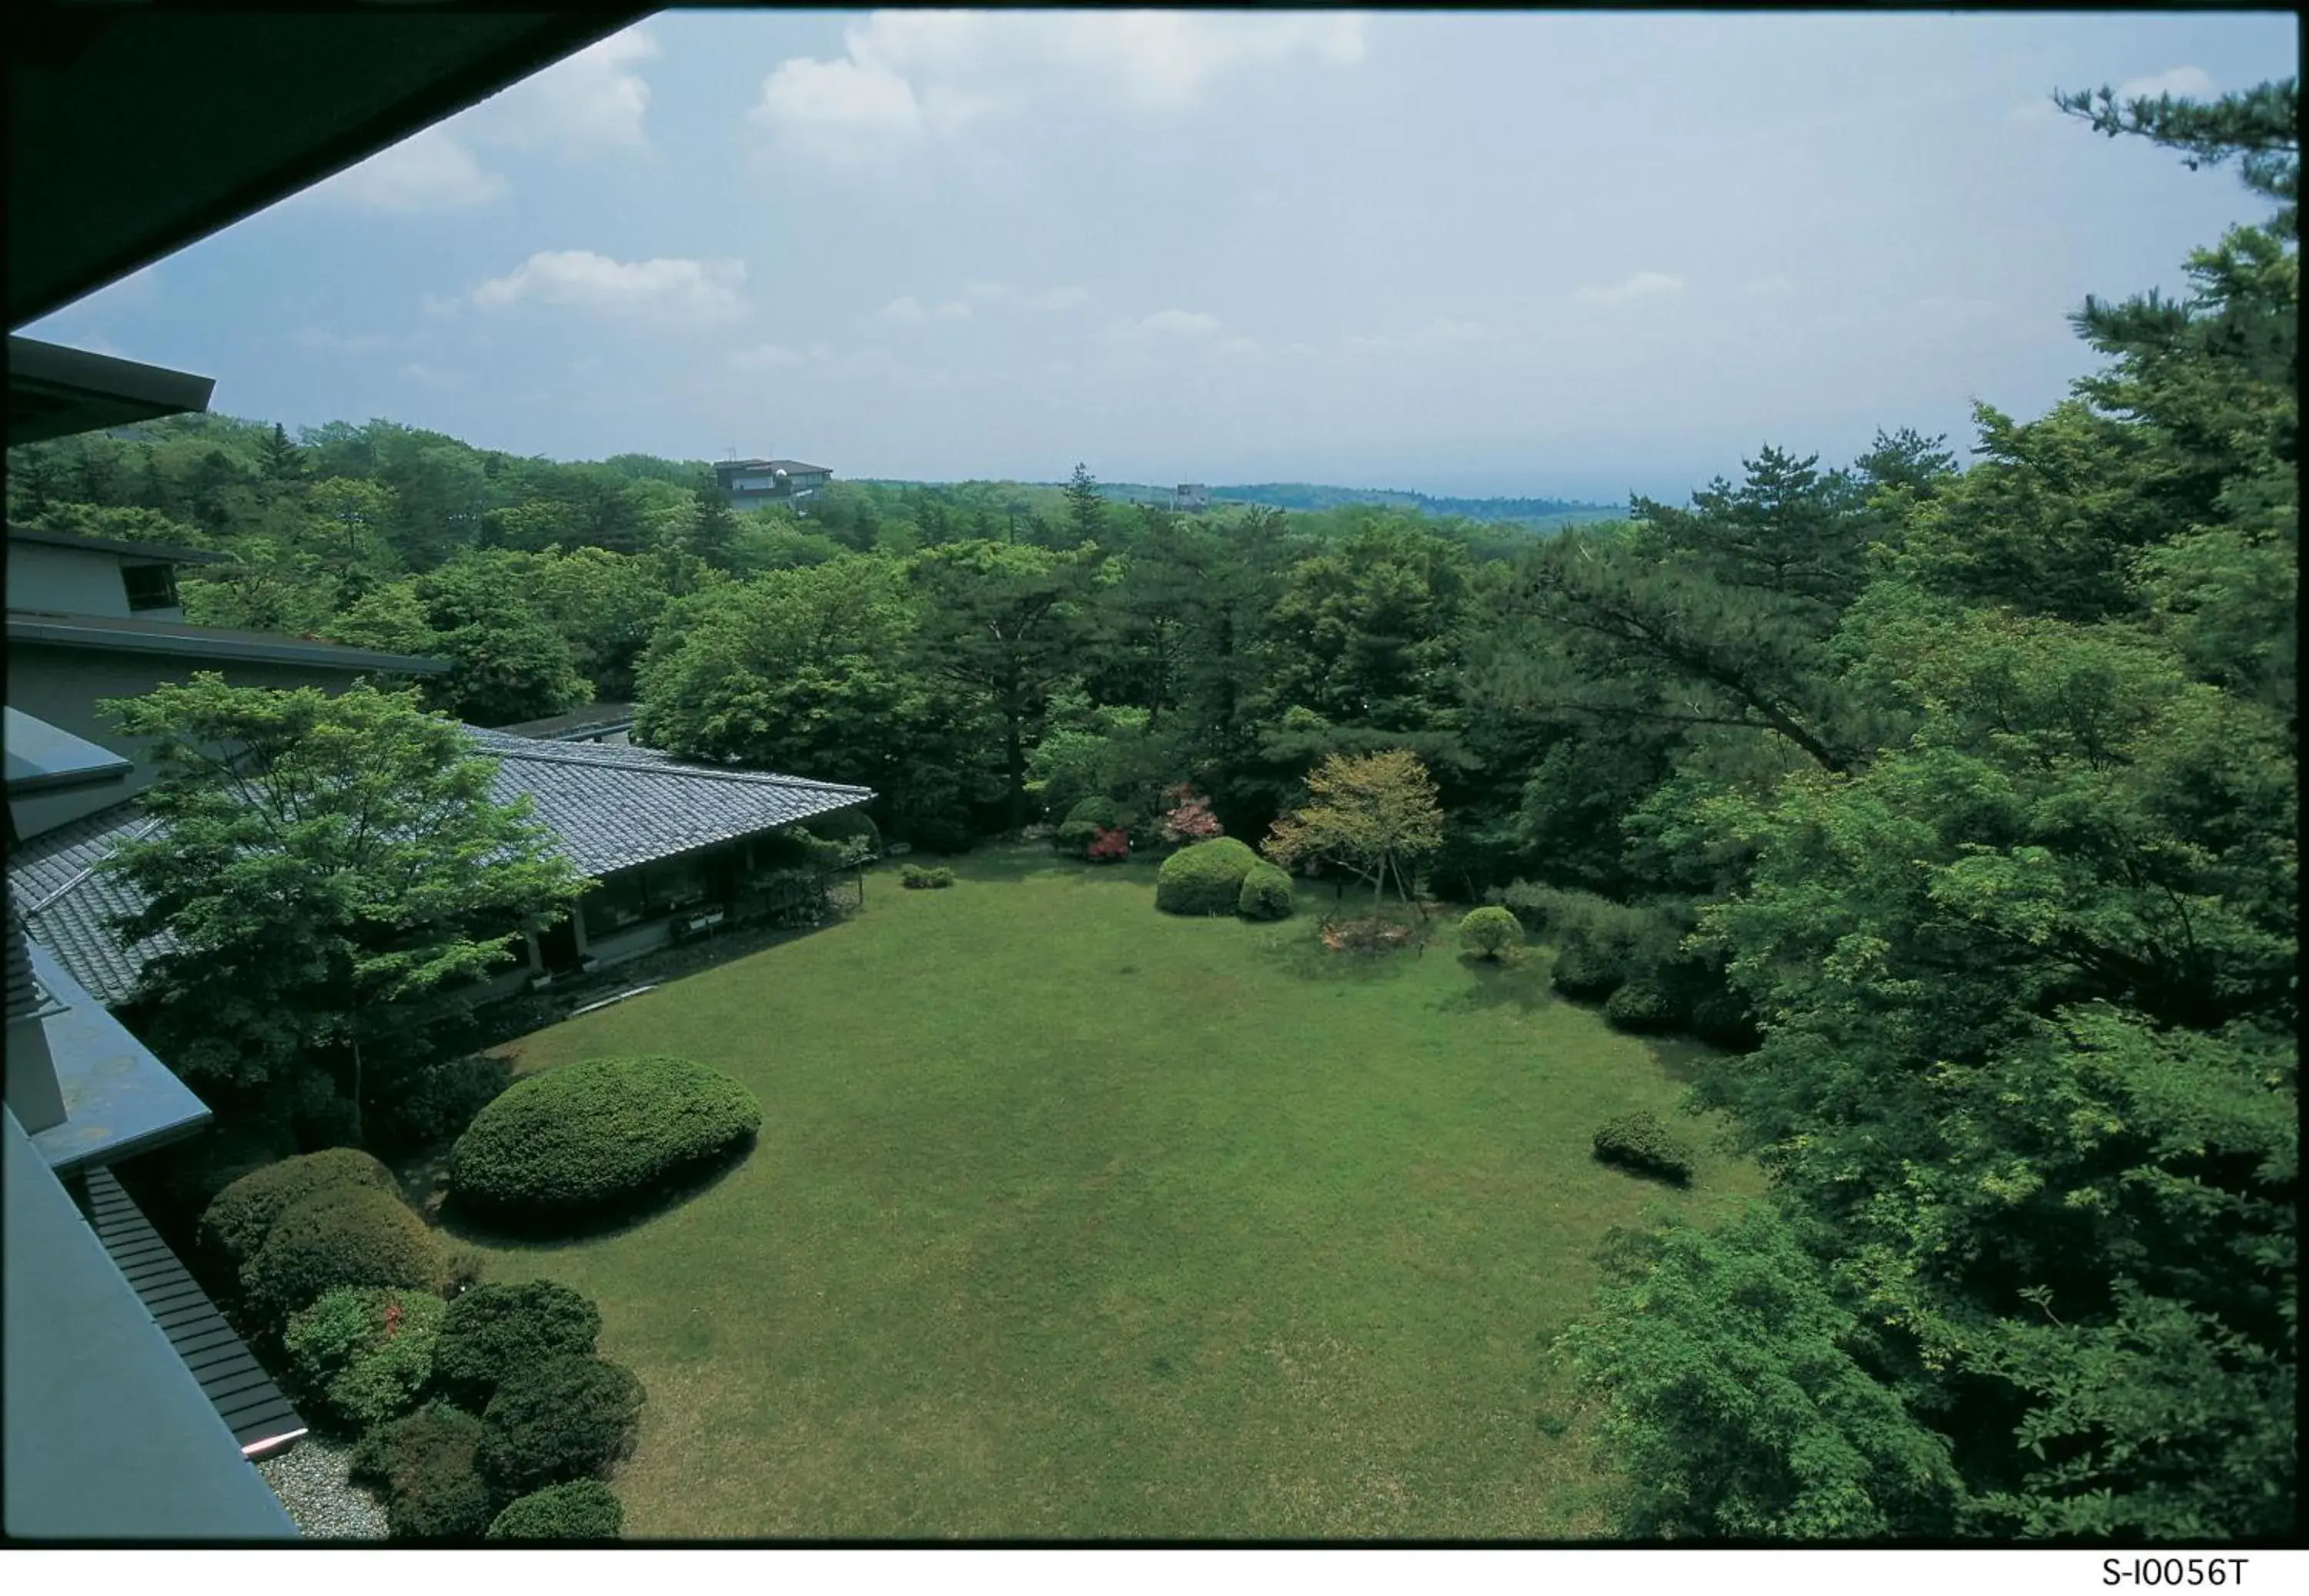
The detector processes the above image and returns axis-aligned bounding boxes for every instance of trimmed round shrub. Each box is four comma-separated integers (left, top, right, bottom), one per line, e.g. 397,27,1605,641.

201,1147,400,1269
284,1286,448,1430
1055,795,1124,856
432,1280,602,1408
1236,861,1295,921
351,1401,495,1541
1592,1112,1696,1185
899,863,957,889
447,1056,761,1224
1459,905,1522,959
1549,934,1627,1003
487,1479,623,1541
1602,981,1680,1033
480,1354,646,1496
240,1185,448,1327
1154,836,1259,916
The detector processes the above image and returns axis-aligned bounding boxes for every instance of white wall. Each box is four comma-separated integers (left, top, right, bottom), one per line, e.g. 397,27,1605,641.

7,543,130,618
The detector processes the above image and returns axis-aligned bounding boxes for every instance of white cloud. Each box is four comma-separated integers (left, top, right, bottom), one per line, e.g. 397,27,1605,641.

296,328,393,354
751,10,1368,162
471,251,749,325
880,295,928,323
731,343,806,371
309,125,504,212
1134,309,1223,338
1342,318,1505,353
485,24,660,157
1573,271,1686,308
2116,66,2214,103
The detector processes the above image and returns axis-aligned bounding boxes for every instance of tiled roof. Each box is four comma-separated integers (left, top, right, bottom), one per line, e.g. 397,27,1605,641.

8,727,872,1005
463,726,870,877
9,804,172,1006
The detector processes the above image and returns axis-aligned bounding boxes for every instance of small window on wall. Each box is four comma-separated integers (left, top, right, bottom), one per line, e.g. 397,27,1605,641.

122,563,179,612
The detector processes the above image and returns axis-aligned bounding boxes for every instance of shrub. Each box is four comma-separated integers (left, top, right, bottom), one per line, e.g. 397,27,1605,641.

240,1185,448,1327
1086,826,1130,863
1459,905,1522,959
351,1401,495,1541
1156,785,1224,844
1689,991,1763,1053
444,1245,489,1297
376,1054,513,1150
1236,861,1295,921
432,1280,602,1408
1154,836,1259,916
480,1354,646,1496
1549,933,1629,1003
804,806,881,860
1592,1112,1696,1184
899,863,957,889
487,1480,623,1541
1604,981,1681,1033
447,1056,761,1225
200,1147,401,1269
284,1287,448,1430
1055,796,1123,857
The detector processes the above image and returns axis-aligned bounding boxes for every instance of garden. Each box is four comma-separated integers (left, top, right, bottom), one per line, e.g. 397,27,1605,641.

416,841,1754,1538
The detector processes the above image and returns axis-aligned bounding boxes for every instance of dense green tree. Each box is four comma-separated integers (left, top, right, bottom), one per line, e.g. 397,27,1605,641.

908,539,1098,833
99,676,587,1139
1064,462,1108,547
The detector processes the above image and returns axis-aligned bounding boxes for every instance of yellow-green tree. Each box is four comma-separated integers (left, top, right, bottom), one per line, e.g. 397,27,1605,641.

1260,749,1443,920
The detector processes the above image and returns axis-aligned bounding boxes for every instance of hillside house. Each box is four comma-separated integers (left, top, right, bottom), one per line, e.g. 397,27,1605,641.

713,456,833,511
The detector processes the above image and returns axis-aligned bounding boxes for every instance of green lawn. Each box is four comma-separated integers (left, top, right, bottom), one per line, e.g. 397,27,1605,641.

456,847,1759,1538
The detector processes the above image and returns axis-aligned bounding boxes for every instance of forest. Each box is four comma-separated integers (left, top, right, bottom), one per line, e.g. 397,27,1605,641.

5,80,2294,1539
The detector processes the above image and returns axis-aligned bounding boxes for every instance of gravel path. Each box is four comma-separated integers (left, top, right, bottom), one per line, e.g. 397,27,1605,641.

256,1434,389,1541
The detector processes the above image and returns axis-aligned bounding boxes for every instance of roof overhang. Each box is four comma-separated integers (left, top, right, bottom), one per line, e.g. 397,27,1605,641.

4,709,132,799
6,335,215,447
8,612,451,676
8,5,653,332
6,523,229,567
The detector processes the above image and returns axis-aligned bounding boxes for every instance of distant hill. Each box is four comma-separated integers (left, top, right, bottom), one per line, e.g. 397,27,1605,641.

1099,481,1624,528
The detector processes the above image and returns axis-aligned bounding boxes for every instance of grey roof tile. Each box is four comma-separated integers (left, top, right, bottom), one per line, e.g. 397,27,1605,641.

8,727,873,1005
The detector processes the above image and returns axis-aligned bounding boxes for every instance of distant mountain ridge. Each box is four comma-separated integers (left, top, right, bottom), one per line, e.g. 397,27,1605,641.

1098,481,1626,527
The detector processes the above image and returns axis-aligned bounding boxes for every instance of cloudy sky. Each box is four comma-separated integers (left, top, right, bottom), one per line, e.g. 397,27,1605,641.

23,8,2298,501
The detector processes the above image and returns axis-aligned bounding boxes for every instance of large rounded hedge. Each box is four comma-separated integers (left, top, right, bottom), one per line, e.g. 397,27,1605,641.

240,1186,448,1327
480,1354,646,1497
201,1147,401,1268
1235,860,1295,921
487,1479,623,1541
447,1055,761,1224
351,1401,495,1541
1055,796,1124,857
432,1280,602,1407
1154,836,1260,916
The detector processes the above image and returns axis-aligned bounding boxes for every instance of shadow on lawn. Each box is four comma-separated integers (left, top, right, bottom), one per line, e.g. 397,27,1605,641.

1435,952,1558,1013
430,1139,757,1254
1255,919,1422,985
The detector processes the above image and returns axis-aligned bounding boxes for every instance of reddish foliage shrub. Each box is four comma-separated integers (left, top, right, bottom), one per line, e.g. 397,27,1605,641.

1156,785,1224,845
1087,826,1131,862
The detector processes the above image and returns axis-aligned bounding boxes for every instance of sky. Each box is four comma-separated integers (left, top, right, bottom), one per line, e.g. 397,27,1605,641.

22,8,2299,503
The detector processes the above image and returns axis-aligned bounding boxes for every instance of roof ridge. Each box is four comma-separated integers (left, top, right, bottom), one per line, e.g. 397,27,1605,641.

469,736,870,794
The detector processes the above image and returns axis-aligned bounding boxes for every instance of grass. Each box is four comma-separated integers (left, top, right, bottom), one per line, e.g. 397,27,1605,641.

452,846,1759,1538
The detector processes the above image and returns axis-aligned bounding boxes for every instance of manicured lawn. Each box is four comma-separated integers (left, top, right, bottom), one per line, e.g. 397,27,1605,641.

456,847,1759,1538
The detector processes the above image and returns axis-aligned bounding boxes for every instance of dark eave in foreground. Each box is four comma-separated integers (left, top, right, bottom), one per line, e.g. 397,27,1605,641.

8,5,652,330
6,335,215,447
